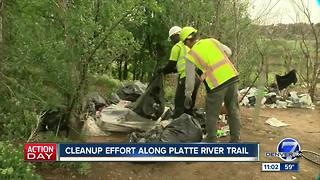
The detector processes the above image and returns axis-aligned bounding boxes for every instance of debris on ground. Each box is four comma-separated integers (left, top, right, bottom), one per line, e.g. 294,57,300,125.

217,126,230,138
239,87,315,109
266,117,289,127
82,116,109,136
96,104,156,133
129,113,202,143
116,81,147,102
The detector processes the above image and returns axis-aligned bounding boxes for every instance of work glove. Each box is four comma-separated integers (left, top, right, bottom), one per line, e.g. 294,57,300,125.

184,96,192,109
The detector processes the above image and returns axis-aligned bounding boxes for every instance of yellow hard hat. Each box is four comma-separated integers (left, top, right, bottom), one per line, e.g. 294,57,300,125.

180,26,198,42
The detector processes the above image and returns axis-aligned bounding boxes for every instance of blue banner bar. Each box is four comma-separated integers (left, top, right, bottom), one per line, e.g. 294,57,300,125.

59,143,259,158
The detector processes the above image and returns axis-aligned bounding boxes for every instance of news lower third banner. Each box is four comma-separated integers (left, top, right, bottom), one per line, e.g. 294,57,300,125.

24,143,259,162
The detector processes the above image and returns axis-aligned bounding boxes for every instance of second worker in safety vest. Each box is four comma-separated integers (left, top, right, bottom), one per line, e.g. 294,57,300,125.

159,26,200,119
180,26,241,143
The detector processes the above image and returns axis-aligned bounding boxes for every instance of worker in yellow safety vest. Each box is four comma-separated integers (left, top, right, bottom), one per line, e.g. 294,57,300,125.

180,26,241,143
158,26,200,118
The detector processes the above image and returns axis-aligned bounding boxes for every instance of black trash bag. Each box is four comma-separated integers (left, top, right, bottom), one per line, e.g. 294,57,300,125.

276,69,297,90
193,108,206,127
40,108,69,136
131,74,165,120
160,114,202,143
117,81,146,102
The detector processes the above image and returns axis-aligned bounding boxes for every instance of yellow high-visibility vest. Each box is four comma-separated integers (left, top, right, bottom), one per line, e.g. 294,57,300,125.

176,41,189,78
184,38,238,90
169,41,189,79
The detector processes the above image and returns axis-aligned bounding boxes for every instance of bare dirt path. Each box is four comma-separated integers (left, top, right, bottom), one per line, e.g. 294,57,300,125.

39,107,320,180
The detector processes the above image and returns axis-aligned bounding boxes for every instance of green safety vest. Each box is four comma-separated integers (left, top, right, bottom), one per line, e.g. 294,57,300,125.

184,38,238,90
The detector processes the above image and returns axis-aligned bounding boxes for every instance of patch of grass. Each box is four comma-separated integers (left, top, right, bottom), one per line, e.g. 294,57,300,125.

89,74,121,97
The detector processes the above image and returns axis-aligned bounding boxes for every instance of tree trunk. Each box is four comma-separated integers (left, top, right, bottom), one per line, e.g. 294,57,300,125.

123,60,128,80
0,0,4,64
117,59,122,81
265,58,269,84
212,0,221,39
232,0,240,67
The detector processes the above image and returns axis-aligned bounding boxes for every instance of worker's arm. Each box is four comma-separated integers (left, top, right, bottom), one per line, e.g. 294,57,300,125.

185,58,195,98
212,39,232,57
160,43,181,74
219,43,232,57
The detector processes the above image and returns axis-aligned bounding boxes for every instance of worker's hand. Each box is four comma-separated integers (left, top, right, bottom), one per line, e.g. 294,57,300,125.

184,96,192,109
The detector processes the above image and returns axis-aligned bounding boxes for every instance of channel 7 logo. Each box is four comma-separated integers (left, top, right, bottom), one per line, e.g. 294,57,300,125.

265,138,301,162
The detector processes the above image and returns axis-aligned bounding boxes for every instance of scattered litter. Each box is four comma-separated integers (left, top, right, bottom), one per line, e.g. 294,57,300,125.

219,114,227,124
239,87,315,109
291,176,296,180
266,117,289,127
217,125,230,137
159,120,171,128
299,94,313,106
276,100,287,109
265,92,277,105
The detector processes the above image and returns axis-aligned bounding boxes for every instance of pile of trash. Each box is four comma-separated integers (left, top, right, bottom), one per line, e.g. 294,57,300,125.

239,87,315,109
129,114,203,143
82,74,230,142
83,75,164,136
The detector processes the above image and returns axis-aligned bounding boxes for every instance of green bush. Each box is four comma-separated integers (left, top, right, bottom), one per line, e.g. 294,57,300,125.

0,96,39,141
0,142,40,180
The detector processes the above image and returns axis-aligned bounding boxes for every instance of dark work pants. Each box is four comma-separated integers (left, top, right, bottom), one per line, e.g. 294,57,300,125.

205,82,241,142
172,77,200,119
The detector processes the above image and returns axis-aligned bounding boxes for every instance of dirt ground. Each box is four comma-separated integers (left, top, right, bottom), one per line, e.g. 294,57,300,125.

38,107,320,180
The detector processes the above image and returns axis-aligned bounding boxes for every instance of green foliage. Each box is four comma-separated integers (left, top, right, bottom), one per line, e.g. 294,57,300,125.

1,0,263,141
89,74,121,97
0,142,40,179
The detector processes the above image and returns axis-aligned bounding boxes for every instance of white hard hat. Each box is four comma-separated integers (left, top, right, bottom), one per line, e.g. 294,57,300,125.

168,26,182,39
